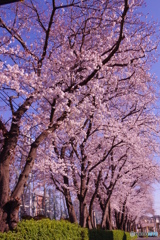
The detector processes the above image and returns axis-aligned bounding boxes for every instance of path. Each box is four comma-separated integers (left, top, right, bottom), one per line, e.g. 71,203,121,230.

137,238,160,240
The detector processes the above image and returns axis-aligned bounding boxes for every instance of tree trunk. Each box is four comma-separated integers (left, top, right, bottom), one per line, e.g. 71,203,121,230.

127,220,131,232
106,201,112,230
115,210,121,229
87,215,93,229
0,161,9,232
101,200,112,229
0,97,34,232
79,155,88,228
123,214,128,231
64,188,77,223
89,170,102,229
79,200,87,227
0,127,20,232
0,198,20,232
120,212,125,230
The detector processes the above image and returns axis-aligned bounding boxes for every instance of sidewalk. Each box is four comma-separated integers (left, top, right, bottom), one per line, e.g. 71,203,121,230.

137,238,160,240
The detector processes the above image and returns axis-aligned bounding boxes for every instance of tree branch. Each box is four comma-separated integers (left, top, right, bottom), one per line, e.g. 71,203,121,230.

0,119,8,136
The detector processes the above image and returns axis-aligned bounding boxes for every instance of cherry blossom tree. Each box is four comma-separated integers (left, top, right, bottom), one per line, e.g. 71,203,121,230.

112,177,155,231
48,68,160,228
0,0,159,232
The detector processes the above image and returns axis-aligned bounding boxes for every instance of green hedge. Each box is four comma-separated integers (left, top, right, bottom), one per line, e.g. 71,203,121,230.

89,229,137,240
0,219,137,240
124,232,137,240
89,229,113,240
0,219,88,240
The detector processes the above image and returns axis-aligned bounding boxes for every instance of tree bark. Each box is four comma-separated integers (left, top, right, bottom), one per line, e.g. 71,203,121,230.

87,215,93,229
79,200,87,227
0,161,10,232
88,170,102,229
123,214,128,232
106,201,112,230
64,191,77,223
79,155,88,227
101,199,112,230
0,160,21,232
0,97,34,232
115,210,121,229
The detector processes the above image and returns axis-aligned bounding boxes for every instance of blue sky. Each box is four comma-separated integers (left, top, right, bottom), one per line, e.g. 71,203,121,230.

143,0,160,215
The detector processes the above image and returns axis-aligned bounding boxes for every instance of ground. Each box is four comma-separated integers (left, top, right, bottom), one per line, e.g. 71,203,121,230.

137,238,160,240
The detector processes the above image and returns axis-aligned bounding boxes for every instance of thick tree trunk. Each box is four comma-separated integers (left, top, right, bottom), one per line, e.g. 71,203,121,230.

127,220,131,232
115,210,125,230
106,202,112,230
0,161,9,232
0,97,34,232
64,189,77,223
123,214,128,232
115,197,127,230
0,145,23,232
88,171,102,229
88,206,94,229
120,212,125,230
79,155,88,228
101,200,112,230
0,125,20,232
88,198,95,229
0,198,20,232
0,162,9,210
101,207,107,229
115,210,121,229
79,200,87,227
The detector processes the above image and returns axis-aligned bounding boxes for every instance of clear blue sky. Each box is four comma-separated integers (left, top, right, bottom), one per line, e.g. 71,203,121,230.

143,0,160,215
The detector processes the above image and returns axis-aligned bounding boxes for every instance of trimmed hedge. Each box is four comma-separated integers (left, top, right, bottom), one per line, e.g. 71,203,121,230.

0,219,137,240
89,229,113,240
0,219,88,240
89,229,137,240
125,232,137,240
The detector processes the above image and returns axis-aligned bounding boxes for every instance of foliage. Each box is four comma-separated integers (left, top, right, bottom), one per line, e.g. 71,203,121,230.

89,229,137,240
124,232,137,240
89,229,113,240
0,219,89,240
0,219,138,240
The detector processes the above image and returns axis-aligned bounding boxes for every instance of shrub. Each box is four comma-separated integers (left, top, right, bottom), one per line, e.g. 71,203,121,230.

0,219,137,240
89,229,137,240
89,229,113,240
113,230,125,240
0,219,89,240
124,232,138,240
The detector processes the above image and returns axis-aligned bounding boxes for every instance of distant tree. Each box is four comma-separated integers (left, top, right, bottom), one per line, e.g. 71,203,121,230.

48,74,160,228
